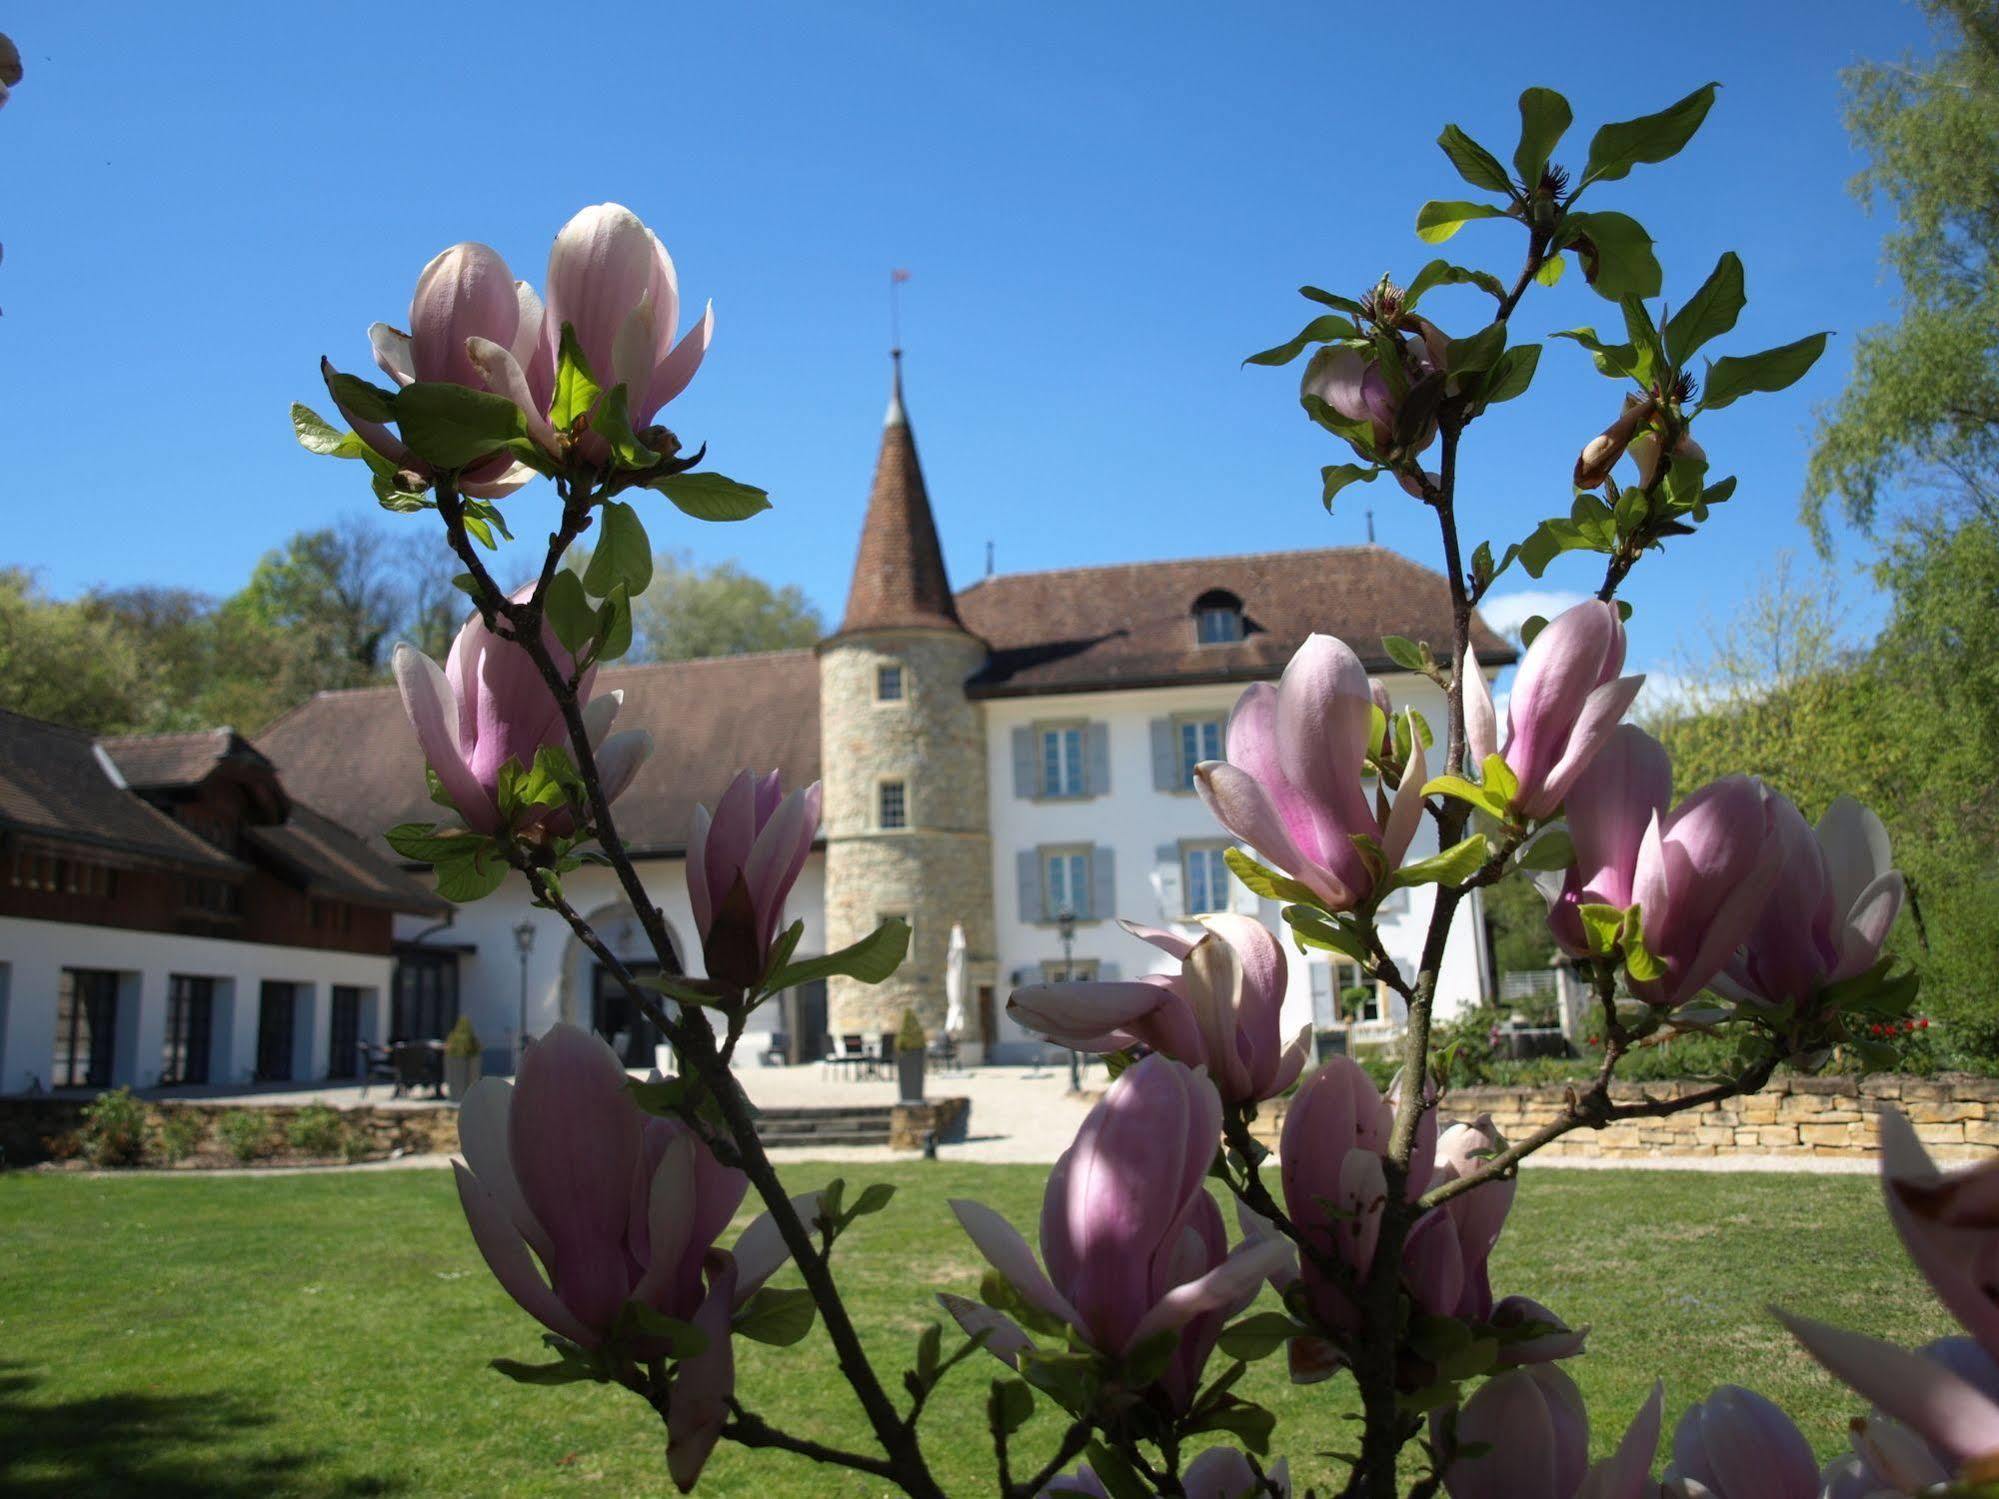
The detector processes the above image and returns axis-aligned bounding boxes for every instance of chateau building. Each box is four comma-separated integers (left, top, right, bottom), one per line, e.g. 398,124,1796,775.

4,360,1510,1090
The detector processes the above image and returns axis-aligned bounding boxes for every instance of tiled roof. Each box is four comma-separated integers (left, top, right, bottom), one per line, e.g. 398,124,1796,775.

257,650,823,860
954,545,1516,698
247,803,448,913
0,710,243,871
98,728,263,789
830,360,967,638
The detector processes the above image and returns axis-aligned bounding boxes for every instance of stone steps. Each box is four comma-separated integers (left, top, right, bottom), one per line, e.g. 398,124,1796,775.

754,1105,897,1148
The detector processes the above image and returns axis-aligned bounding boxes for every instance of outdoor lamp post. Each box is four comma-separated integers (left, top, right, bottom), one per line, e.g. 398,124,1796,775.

1057,907,1079,1092
513,918,536,1072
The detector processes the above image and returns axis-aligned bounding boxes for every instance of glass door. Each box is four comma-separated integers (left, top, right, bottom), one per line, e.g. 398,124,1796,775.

55,969,118,1088
162,975,214,1086
327,986,362,1079
257,982,297,1081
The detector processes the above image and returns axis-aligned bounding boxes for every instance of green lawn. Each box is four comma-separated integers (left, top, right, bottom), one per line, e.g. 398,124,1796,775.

0,1163,1953,1497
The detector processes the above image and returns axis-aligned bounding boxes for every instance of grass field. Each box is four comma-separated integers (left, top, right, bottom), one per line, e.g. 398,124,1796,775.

0,1162,1952,1497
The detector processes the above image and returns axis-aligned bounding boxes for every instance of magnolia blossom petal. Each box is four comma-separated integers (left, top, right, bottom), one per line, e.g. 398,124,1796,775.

731,1191,823,1302
392,643,499,833
1195,761,1351,910
1835,870,1906,980
1880,1110,1999,1357
1126,1237,1295,1351
1464,643,1497,770
1009,980,1170,1052
1381,712,1429,871
937,1292,1035,1368
646,298,714,419
950,1198,1084,1331
453,1162,597,1346
1532,674,1647,818
456,1077,551,1264
1117,917,1197,962
369,323,415,385
465,335,560,453
1779,1310,1999,1464
592,730,652,808
630,1131,700,1309
1576,1381,1664,1499
667,1255,737,1493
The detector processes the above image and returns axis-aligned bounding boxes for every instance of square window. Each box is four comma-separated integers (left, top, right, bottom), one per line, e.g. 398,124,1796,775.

878,780,908,830
876,664,904,702
1176,717,1224,788
1039,726,1087,798
1043,849,1091,919
1039,957,1099,982
1183,844,1232,914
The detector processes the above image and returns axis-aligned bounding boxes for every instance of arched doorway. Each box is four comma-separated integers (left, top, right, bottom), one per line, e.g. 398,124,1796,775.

558,902,684,1069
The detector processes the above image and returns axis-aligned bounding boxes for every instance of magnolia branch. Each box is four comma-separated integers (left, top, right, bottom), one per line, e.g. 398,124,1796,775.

436,477,946,1499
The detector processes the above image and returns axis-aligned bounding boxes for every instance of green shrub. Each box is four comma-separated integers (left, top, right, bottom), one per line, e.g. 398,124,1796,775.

79,1088,150,1168
158,1110,206,1164
217,1111,273,1164
285,1104,346,1158
443,1015,481,1060
896,1009,926,1053
341,1130,375,1165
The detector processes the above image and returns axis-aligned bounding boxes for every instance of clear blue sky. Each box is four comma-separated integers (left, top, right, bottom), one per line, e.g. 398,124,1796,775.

2,1,1937,690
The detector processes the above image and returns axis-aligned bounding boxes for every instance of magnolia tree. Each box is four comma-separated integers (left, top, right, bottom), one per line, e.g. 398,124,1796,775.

293,84,1985,1499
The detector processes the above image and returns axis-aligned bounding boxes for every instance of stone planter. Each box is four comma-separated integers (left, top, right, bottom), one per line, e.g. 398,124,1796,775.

897,1050,926,1104
444,1052,482,1101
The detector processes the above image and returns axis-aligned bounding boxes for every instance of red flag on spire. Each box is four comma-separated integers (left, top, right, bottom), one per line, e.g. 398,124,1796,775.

892,267,911,283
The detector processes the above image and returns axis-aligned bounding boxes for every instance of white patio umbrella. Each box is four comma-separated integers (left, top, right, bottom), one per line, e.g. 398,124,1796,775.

944,923,968,1038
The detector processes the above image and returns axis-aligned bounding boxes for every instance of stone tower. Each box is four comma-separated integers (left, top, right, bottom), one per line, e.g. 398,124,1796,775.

818,356,994,1042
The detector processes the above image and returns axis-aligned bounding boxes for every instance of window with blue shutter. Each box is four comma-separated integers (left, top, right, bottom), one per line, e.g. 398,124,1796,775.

1043,849,1089,918
1176,716,1224,788
1182,844,1231,914
1040,725,1087,798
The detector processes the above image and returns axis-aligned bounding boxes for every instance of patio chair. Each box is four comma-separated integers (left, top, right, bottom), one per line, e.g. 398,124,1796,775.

762,1030,790,1067
358,1042,396,1097
390,1042,432,1099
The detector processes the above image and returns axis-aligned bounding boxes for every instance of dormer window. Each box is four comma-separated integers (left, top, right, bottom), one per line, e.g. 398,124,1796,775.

1193,589,1246,645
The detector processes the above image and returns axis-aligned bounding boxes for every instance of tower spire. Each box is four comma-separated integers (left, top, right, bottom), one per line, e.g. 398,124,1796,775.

832,351,964,637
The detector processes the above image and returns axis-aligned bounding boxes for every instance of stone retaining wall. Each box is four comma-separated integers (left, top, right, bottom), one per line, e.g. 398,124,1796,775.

0,1097,459,1168
1249,1074,1999,1163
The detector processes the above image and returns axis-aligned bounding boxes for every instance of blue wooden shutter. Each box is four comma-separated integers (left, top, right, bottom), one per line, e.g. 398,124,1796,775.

1149,719,1178,790
1011,728,1036,798
1088,845,1116,921
1154,842,1184,918
1085,723,1111,797
1017,849,1044,922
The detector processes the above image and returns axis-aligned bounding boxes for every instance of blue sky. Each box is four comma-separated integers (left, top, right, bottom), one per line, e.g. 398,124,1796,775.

2,1,1936,691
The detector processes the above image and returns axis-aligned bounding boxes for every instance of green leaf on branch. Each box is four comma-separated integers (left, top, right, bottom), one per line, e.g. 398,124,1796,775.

592,383,659,469
1516,826,1575,872
1301,392,1377,453
1437,124,1516,194
431,841,509,903
1423,775,1511,823
1551,326,1642,381
1479,344,1541,404
1415,200,1512,244
1281,905,1371,962
1624,925,1667,984
543,570,597,654
1698,332,1830,411
1321,463,1379,510
769,918,910,991
593,585,634,664
1389,834,1491,890
1480,754,1520,805
290,403,368,459
1082,1444,1153,1499
1185,1394,1276,1455
1406,258,1507,305
1519,613,1549,647
1444,321,1508,377
1577,902,1628,957
1381,635,1428,673
987,1378,1035,1438
583,500,654,597
733,1286,817,1347
1299,285,1366,314
393,382,529,470
384,822,488,864
634,972,732,1007
650,471,774,522
324,370,397,424
1664,251,1747,364
1581,82,1720,186
1558,211,1661,301
1217,1311,1305,1361
550,323,601,431
1245,314,1358,367
1535,254,1567,288
614,1300,708,1358
1224,847,1323,908
1513,86,1573,184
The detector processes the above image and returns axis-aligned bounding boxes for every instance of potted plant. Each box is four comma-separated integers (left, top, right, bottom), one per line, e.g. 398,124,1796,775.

443,1016,483,1101
895,1009,927,1103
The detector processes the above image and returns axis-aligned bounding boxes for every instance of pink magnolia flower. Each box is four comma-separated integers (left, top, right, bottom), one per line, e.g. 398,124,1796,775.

1721,794,1905,1010
1546,724,1674,959
1420,1115,1517,1323
1782,1110,1999,1490
1661,1385,1818,1499
324,241,547,498
1499,601,1646,820
1818,1338,1999,1498
1625,775,1784,1008
1575,395,1658,489
1042,1449,1291,1497
941,1055,1289,1413
451,1024,816,1490
1462,642,1498,771
1007,915,1309,1106
686,770,822,990
1300,316,1449,459
392,594,651,837
1278,1057,1438,1356
1195,635,1429,912
1443,1376,1665,1499
512,202,712,463
1487,1295,1590,1367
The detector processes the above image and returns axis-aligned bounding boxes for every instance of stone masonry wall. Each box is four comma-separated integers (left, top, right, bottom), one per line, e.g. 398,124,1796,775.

820,629,995,1037
1250,1074,1999,1164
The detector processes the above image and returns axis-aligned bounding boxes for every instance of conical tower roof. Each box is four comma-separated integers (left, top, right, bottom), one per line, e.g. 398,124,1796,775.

832,353,966,637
